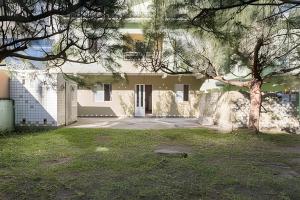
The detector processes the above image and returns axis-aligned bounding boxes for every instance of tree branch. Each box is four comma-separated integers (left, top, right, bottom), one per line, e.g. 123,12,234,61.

212,76,251,88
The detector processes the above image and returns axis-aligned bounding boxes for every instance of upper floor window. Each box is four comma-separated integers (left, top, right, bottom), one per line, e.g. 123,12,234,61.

30,39,53,49
88,38,100,53
123,34,146,60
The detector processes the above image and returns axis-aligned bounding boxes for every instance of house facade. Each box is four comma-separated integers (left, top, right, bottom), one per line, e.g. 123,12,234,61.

77,75,203,118
55,1,205,118
4,0,205,121
59,59,204,118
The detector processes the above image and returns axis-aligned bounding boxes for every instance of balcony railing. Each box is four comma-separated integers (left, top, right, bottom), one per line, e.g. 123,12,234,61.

123,52,142,60
123,52,152,61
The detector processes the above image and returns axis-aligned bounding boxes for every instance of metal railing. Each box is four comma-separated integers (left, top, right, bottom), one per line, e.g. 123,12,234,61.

123,51,152,60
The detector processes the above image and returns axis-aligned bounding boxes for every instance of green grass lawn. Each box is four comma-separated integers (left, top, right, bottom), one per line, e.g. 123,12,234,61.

0,128,300,200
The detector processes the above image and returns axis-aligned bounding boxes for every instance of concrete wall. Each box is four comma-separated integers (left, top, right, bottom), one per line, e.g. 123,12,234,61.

0,100,14,131
78,75,204,117
56,74,77,125
65,78,78,125
198,91,300,133
57,74,66,126
0,70,10,99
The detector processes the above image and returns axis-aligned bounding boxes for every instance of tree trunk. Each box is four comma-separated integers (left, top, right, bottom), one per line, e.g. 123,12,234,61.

248,79,262,133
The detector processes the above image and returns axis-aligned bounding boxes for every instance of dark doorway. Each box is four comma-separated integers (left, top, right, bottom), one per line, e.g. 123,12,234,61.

145,85,152,114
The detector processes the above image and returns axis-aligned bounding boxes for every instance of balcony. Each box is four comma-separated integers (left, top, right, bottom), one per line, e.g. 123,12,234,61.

123,51,153,61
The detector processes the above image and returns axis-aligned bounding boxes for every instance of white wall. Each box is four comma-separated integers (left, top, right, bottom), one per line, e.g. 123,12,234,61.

10,72,58,126
10,71,77,127
0,100,14,131
65,78,78,125
57,74,66,126
57,74,78,126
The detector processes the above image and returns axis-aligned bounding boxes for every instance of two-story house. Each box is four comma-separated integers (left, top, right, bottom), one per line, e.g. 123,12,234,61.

57,1,205,118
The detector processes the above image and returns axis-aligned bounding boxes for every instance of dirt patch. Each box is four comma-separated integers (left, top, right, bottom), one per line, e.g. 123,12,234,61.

154,144,192,157
278,170,300,178
95,135,112,143
231,184,264,197
55,189,75,200
214,183,287,199
0,192,10,200
211,183,271,199
282,146,300,154
0,174,15,181
272,146,300,154
43,157,72,167
268,163,300,178
290,158,300,165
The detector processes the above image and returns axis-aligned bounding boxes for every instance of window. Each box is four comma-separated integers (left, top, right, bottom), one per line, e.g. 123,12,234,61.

30,39,53,50
94,84,104,102
88,38,100,53
175,84,189,102
123,34,146,60
88,36,104,54
94,84,112,102
123,33,163,60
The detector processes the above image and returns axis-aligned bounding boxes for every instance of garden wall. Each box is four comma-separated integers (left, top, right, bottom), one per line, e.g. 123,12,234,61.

0,100,14,131
0,70,10,99
198,91,300,133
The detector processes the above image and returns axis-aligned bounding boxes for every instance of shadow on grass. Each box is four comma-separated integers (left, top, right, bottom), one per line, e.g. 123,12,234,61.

0,126,58,138
258,132,300,146
230,128,300,146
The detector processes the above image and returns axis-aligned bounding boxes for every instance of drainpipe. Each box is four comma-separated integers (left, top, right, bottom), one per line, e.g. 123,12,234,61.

65,81,67,126
298,91,300,117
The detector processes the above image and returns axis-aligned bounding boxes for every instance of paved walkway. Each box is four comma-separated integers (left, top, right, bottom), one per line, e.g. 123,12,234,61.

69,117,201,129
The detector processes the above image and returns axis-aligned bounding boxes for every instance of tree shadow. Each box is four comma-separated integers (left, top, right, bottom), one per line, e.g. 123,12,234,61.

77,103,117,117
216,91,300,133
119,93,134,116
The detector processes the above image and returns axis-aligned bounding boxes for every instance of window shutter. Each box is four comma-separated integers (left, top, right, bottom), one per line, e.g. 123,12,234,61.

184,85,189,101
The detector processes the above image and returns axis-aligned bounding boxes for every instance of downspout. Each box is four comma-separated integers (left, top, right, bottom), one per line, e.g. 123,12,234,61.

9,74,15,130
65,81,67,126
298,91,300,117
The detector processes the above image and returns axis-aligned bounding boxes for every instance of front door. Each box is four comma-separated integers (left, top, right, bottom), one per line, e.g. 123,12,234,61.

135,84,145,117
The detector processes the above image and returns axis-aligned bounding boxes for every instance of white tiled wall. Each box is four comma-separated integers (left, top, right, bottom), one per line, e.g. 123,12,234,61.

10,72,58,126
10,71,77,127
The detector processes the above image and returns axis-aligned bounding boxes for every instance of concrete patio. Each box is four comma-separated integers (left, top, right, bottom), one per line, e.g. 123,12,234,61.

69,117,201,129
